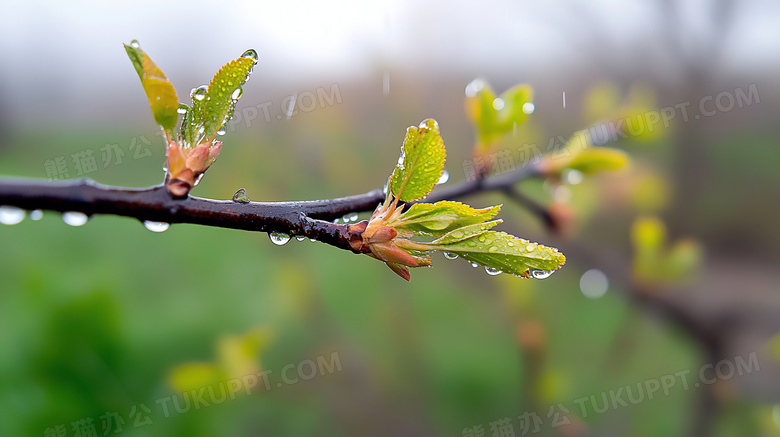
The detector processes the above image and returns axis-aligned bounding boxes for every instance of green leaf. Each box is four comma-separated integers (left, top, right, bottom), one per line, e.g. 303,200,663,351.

124,41,179,134
566,147,629,174
389,118,446,202
203,56,256,139
465,80,499,149
497,84,533,132
430,220,502,245
181,51,257,145
431,231,566,277
388,201,501,236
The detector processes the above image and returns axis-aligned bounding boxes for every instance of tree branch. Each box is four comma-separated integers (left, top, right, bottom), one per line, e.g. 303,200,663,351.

0,166,541,254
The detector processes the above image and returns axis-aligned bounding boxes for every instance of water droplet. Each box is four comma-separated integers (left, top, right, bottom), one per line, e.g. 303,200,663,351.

130,39,140,49
492,98,505,110
193,173,205,187
553,185,571,203
470,262,479,268
478,235,486,242
563,169,584,185
450,231,464,239
295,236,306,242
485,266,502,276
436,169,449,185
232,188,251,203
269,232,290,245
465,79,484,98
29,209,43,221
396,150,406,166
231,87,243,100
62,211,88,227
177,104,189,115
530,269,554,279
216,127,226,136
342,212,358,223
309,238,317,242
333,218,341,224
0,206,25,225
191,86,208,101
382,180,389,195
443,252,458,260
143,221,170,233
241,49,259,62
488,246,498,252
522,102,535,114
525,244,536,252
580,269,609,299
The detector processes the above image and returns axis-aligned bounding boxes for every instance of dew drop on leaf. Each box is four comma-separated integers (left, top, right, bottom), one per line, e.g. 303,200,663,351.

143,221,170,233
470,262,479,268
295,236,306,242
231,87,243,100
436,169,449,185
241,49,259,62
530,269,554,279
62,211,88,227
130,39,140,49
443,252,458,260
269,232,290,246
216,127,227,136
485,266,502,276
0,206,25,225
191,86,207,101
29,209,43,221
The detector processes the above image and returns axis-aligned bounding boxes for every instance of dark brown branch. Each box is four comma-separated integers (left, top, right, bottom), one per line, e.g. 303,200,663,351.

0,167,541,254
0,178,382,253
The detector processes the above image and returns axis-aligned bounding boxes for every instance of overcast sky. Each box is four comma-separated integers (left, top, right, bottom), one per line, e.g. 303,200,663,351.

1,0,777,126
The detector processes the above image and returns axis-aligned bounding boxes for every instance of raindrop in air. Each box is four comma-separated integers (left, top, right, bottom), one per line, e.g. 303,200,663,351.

192,86,208,101
436,169,449,185
241,49,259,62
485,266,502,276
580,269,608,299
443,252,458,260
269,232,290,245
465,79,484,98
231,87,243,100
130,39,140,49
30,209,43,221
232,188,251,203
470,262,479,268
0,206,25,225
295,236,306,242
62,211,88,227
143,221,170,233
563,169,584,185
530,269,553,279
522,102,535,114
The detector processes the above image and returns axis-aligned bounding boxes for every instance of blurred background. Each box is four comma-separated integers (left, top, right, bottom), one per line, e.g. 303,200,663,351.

1,0,780,436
